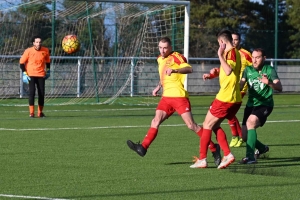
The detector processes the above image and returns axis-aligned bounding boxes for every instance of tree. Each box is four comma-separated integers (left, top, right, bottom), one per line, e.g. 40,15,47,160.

189,0,294,58
285,0,300,58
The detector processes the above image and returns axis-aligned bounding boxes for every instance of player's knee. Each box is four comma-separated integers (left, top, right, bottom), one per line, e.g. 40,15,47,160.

150,118,161,128
246,119,256,129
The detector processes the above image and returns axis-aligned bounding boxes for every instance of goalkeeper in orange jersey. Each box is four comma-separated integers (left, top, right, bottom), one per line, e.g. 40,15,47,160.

20,35,51,118
127,37,222,167
203,32,252,148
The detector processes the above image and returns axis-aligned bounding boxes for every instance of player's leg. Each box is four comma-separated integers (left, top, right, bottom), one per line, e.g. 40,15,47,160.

142,109,169,149
228,116,240,147
127,97,171,157
241,114,260,163
28,77,36,117
229,92,246,147
36,77,46,117
180,111,221,167
254,106,273,158
176,97,219,154
215,101,241,169
189,109,220,168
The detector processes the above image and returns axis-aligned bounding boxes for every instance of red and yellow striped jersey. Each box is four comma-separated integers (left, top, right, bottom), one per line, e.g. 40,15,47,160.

157,52,191,97
216,47,242,103
239,48,252,93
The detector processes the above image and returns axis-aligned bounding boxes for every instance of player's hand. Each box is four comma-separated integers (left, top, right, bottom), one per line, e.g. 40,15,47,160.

22,72,31,84
165,68,173,76
202,73,211,81
45,69,50,79
258,74,269,84
218,43,226,56
152,85,161,96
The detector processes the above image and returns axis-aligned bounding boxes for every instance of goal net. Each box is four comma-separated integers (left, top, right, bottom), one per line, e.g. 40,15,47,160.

0,0,189,106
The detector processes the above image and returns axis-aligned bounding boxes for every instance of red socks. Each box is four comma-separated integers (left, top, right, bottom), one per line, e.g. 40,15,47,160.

199,129,212,159
228,116,242,138
214,127,230,156
142,127,158,149
196,129,217,152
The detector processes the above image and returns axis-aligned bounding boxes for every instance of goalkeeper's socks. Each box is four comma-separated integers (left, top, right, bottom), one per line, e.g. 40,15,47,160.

38,105,44,115
29,105,34,115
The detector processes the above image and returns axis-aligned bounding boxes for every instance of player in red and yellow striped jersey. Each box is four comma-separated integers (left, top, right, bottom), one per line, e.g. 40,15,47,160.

227,32,252,147
127,37,222,167
203,32,252,148
192,30,242,169
20,35,50,118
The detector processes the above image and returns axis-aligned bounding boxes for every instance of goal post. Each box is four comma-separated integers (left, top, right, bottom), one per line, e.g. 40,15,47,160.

0,0,190,106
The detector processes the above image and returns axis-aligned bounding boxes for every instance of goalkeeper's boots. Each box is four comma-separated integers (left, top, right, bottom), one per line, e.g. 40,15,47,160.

190,157,207,168
255,145,269,159
29,113,35,118
38,112,46,118
127,140,147,157
234,138,244,147
229,137,239,147
212,143,221,166
239,157,257,164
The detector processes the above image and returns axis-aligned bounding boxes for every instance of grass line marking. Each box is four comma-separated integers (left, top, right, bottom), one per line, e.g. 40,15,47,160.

0,194,72,200
0,119,299,132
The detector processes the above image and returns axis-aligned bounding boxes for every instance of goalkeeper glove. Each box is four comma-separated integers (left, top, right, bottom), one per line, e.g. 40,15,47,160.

45,69,50,79
22,72,31,84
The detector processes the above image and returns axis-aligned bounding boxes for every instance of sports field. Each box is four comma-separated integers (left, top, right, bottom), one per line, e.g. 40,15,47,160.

0,94,299,200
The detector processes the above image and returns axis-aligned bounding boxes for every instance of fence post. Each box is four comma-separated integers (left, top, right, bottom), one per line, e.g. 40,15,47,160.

20,70,23,98
77,57,82,97
130,57,134,97
270,58,274,67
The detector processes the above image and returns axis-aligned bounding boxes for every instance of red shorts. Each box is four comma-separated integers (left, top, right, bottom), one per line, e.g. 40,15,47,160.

210,99,241,120
156,97,191,117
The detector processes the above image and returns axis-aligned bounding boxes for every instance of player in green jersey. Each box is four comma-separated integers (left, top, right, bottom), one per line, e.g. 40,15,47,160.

239,48,282,164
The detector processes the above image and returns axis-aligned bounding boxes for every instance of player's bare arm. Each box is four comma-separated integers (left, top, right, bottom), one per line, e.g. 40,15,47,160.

165,67,192,76
152,82,162,96
271,79,283,92
240,77,246,90
259,76,283,92
218,44,233,76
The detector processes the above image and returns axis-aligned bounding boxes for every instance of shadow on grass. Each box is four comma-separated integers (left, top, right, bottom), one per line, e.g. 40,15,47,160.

268,143,300,147
165,162,192,165
68,182,300,199
229,156,300,176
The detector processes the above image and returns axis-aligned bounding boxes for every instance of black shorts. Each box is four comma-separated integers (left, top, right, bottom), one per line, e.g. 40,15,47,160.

242,105,273,127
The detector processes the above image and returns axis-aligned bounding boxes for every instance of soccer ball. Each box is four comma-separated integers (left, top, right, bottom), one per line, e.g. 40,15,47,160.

62,35,80,54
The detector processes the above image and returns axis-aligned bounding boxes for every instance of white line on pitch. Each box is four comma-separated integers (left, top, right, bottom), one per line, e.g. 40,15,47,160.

2,104,300,113
0,119,299,132
0,194,72,200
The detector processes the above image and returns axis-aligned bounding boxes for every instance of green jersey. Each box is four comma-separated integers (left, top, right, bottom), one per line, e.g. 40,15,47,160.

242,64,279,107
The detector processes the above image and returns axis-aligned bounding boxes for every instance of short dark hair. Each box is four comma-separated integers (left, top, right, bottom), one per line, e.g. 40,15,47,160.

232,31,241,40
159,37,172,46
217,29,233,42
31,35,42,43
253,48,266,57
